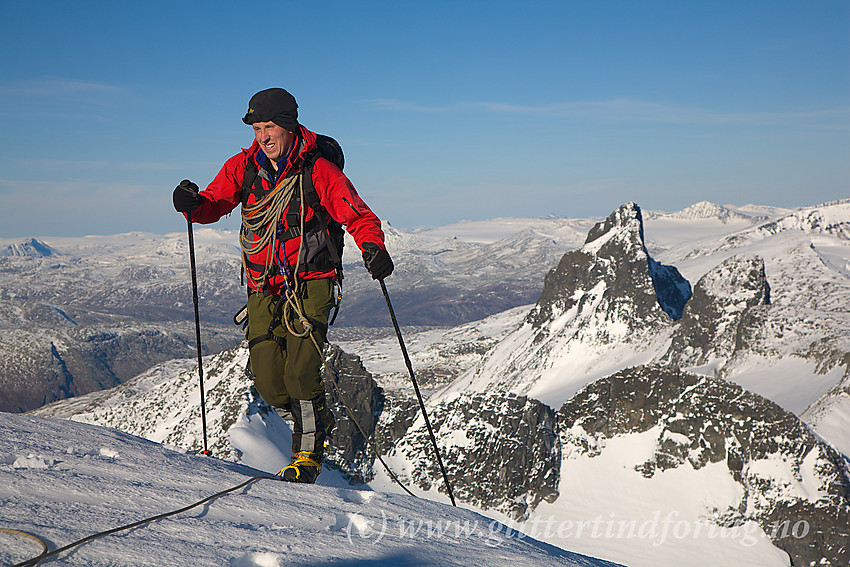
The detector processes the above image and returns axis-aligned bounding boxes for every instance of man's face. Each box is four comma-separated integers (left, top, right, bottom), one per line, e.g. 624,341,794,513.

253,121,294,162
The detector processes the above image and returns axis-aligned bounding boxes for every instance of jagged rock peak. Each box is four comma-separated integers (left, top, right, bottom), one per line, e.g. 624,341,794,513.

530,201,689,329
661,255,770,371
584,201,644,248
1,238,57,257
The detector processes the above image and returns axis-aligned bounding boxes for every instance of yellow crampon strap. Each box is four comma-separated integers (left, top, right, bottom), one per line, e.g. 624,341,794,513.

276,451,322,480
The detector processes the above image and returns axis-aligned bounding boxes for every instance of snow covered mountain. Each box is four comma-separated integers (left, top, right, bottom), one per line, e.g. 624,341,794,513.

1,412,617,567
32,339,844,566
1,200,774,413
387,365,848,566
0,237,57,257
0,230,246,413
26,200,850,566
440,202,691,405
437,200,850,443
651,200,772,223
390,201,850,566
0,230,241,414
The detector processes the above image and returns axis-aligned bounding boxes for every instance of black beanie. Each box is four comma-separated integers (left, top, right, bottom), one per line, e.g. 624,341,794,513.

242,88,299,131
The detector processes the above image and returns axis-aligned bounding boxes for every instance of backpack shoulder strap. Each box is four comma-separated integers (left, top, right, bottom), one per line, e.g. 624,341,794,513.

299,155,344,271
240,155,263,208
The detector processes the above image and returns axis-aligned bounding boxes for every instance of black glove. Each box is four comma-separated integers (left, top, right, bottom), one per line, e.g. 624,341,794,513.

362,242,394,280
172,180,203,212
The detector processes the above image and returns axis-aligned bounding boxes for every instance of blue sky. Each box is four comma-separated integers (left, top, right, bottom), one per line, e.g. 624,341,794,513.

0,0,847,238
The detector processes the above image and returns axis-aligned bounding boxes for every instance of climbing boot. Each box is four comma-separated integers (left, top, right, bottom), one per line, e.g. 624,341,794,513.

281,451,323,483
280,394,335,484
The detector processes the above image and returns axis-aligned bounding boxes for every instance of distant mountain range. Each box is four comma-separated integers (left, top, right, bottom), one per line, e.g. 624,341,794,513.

26,199,850,566
0,200,795,413
0,212,587,412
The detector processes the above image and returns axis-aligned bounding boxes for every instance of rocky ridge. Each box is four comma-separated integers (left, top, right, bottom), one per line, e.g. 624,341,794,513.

557,365,849,566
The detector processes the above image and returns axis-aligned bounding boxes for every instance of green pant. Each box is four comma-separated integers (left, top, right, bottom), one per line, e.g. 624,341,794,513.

246,279,334,406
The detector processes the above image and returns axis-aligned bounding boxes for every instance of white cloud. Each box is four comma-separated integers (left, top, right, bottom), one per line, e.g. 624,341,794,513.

0,78,125,99
363,97,850,128
0,78,134,121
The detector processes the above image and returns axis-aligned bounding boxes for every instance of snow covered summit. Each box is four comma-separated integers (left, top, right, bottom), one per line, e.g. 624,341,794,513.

0,412,618,567
441,201,691,406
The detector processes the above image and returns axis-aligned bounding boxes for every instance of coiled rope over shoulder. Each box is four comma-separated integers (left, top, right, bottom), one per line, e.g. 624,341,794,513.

239,170,299,291
280,174,315,338
241,158,316,340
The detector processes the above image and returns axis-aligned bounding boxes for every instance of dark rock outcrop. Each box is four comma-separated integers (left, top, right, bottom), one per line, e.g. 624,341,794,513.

560,365,850,566
322,345,384,484
661,255,771,372
377,390,561,521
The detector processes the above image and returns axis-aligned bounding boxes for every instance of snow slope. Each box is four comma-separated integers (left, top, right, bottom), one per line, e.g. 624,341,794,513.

0,412,617,567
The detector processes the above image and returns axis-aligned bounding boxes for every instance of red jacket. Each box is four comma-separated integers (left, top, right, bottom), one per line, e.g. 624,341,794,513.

189,126,386,294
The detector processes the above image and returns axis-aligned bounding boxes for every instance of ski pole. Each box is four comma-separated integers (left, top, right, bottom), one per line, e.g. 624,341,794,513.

379,279,456,506
186,211,211,456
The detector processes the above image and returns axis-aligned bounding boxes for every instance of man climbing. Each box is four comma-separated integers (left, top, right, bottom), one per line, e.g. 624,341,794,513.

172,87,393,483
